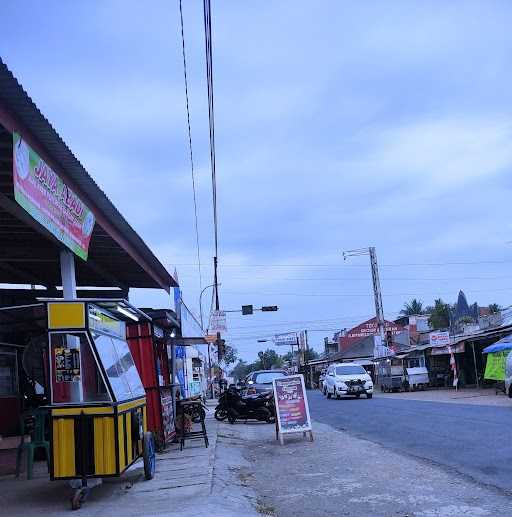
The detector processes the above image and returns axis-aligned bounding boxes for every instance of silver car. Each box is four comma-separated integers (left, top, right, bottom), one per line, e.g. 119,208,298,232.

244,369,287,395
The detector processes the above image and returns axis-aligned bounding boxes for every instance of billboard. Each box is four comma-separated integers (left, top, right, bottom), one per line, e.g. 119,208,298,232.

340,317,404,351
12,133,95,260
273,332,298,346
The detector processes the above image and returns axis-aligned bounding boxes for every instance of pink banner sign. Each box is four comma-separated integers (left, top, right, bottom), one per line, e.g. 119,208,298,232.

12,133,95,260
273,374,312,434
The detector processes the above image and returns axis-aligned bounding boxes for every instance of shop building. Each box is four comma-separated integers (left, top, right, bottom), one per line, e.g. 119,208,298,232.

0,58,176,468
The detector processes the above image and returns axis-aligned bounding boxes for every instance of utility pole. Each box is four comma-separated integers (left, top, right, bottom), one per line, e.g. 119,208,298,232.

343,246,386,341
369,247,385,342
304,329,312,389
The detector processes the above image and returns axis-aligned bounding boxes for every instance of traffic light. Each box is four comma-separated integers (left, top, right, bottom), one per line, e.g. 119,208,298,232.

242,304,253,315
261,305,278,312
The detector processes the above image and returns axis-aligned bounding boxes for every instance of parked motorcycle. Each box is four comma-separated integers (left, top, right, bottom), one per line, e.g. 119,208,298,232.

214,389,230,421
215,386,275,424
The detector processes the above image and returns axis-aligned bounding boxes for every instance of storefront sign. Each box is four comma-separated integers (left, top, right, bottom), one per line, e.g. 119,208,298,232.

273,332,298,346
54,347,81,382
88,305,125,338
430,342,465,355
429,331,450,347
209,310,227,333
161,394,175,442
12,133,95,260
340,317,405,350
273,374,312,434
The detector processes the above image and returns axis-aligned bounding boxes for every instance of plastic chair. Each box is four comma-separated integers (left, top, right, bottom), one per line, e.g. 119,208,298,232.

15,408,50,479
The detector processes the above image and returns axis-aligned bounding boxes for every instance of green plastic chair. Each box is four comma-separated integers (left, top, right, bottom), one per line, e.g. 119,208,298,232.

15,408,50,480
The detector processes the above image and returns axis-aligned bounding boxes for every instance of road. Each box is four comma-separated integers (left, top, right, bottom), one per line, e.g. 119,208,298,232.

308,389,512,492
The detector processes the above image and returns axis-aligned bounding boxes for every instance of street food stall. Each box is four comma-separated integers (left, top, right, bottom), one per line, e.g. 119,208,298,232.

0,299,157,509
379,358,406,392
379,355,429,392
483,336,512,393
126,313,177,449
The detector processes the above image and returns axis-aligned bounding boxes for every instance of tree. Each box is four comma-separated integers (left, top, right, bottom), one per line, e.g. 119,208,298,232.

428,298,451,329
281,348,318,365
223,345,238,366
256,349,283,370
230,360,249,382
488,303,502,314
400,298,424,316
305,348,319,361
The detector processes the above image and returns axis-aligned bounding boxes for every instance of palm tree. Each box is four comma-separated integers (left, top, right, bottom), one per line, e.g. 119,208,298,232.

488,303,502,314
400,298,424,316
428,298,451,329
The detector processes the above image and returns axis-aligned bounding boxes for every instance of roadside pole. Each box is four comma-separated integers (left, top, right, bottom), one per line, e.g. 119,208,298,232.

305,329,312,389
471,341,480,388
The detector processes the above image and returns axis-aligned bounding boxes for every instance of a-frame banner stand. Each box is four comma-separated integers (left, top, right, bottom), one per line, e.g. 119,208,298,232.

272,374,313,445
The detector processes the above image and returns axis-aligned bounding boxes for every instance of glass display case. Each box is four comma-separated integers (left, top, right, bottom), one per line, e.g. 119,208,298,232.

44,300,156,508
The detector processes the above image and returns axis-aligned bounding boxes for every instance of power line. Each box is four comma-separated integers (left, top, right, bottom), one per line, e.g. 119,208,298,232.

222,287,512,298
167,259,512,268
171,273,512,282
178,0,202,294
202,0,221,321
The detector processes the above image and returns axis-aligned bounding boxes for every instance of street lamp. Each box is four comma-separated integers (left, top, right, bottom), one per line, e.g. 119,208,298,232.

199,282,221,330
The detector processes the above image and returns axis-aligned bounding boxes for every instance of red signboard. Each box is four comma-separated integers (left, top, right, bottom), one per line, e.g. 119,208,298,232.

340,317,405,351
273,374,312,434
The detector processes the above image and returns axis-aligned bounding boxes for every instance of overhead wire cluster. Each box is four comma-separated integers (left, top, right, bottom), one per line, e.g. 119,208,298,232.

178,0,203,294
202,0,221,312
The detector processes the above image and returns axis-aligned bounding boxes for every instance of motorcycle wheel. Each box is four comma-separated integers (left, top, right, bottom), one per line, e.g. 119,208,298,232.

215,408,228,421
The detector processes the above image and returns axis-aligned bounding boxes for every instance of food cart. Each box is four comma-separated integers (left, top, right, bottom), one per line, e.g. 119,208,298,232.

126,316,176,449
0,299,157,509
379,358,406,392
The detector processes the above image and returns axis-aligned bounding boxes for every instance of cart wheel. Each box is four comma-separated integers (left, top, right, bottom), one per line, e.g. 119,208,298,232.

143,432,156,481
71,487,89,511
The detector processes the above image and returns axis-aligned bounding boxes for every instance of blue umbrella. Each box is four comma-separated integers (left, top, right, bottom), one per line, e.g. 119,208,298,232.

483,334,512,354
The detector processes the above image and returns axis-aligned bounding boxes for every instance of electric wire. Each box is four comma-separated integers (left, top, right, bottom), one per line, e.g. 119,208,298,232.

203,0,221,309
167,259,512,268
221,287,512,298
178,0,203,294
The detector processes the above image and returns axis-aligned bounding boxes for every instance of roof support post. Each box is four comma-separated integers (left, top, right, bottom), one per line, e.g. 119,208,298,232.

60,249,76,300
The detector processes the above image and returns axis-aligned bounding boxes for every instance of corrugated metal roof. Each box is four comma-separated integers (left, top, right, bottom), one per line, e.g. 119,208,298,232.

0,58,175,291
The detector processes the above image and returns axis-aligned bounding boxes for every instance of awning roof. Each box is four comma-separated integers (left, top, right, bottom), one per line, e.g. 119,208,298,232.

483,334,512,354
0,58,175,292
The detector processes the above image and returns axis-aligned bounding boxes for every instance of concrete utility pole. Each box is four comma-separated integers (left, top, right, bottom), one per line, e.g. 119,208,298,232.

369,247,385,342
343,247,386,341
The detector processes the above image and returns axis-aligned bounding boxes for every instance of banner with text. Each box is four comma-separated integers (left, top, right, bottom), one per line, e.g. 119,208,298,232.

273,374,312,434
429,331,450,347
12,133,95,260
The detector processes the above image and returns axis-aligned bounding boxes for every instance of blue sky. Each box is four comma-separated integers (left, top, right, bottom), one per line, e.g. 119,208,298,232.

2,1,512,361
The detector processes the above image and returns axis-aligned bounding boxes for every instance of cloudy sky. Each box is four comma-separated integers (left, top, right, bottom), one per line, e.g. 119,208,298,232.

2,1,512,360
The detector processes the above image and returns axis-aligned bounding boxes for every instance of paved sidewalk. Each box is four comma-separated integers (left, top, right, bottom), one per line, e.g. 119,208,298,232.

219,418,512,516
0,404,260,516
374,387,511,407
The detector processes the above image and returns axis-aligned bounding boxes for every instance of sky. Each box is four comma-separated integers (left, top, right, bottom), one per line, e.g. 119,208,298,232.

2,1,512,361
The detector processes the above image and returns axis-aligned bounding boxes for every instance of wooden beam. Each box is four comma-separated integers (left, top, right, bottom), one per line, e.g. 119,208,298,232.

0,261,48,287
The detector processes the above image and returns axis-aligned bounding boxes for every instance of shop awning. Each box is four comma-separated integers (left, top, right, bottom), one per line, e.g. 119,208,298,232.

0,58,175,292
483,334,512,354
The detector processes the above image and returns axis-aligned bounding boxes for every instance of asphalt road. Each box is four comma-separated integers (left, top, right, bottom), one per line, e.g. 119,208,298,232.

308,389,512,492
